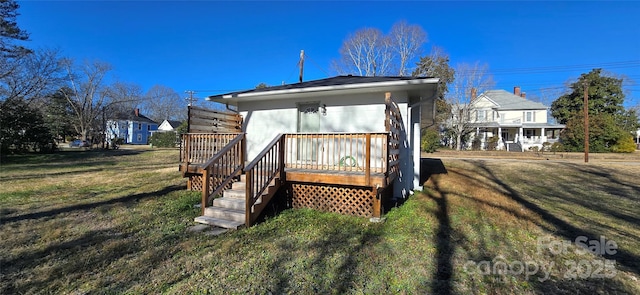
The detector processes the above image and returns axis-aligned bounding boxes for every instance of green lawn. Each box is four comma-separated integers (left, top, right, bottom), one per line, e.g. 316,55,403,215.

1,149,638,294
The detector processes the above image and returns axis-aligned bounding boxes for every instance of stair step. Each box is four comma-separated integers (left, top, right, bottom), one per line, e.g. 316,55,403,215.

204,206,245,222
231,181,246,190
194,216,244,229
213,197,246,210
224,188,246,199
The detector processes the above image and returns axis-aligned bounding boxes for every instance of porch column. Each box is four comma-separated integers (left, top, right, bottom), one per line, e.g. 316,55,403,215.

518,127,523,142
498,127,503,149
411,105,421,190
541,127,546,142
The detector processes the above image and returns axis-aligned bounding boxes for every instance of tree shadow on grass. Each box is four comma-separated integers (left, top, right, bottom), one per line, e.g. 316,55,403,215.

266,218,382,294
418,158,456,294
468,160,640,276
0,185,184,224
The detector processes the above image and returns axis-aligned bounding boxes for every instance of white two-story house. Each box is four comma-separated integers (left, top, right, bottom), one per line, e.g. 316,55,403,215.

468,87,565,151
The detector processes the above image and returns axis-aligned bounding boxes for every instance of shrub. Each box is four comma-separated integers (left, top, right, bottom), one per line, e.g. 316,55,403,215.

541,142,551,153
150,131,178,148
487,137,499,151
471,137,482,151
421,129,441,153
612,134,636,153
550,142,564,154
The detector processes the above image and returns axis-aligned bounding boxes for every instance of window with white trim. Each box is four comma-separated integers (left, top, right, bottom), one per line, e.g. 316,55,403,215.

477,110,485,121
524,111,534,122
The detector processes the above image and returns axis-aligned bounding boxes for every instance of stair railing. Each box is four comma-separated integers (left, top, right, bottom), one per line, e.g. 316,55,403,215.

198,133,245,215
244,134,285,226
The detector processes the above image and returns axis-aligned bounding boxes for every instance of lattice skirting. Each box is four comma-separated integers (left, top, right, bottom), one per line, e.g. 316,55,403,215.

290,183,378,217
188,174,235,195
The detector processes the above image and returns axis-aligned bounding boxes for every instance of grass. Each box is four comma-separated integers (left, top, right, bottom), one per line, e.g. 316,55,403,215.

1,148,639,294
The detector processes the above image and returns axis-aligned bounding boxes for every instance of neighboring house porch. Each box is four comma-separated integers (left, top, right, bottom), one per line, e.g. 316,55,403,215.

467,87,565,151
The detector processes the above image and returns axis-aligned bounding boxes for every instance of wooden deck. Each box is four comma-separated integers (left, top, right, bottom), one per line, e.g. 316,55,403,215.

180,94,404,226
285,168,389,187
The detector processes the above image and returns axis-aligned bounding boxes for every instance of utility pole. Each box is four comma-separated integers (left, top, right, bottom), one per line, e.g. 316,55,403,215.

299,50,305,83
185,90,197,106
583,80,589,163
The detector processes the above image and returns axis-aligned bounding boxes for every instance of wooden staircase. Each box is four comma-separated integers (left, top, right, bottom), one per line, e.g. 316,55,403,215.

194,173,280,229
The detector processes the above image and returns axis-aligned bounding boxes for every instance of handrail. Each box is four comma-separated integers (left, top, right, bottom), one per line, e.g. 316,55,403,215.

244,133,284,226
198,133,245,215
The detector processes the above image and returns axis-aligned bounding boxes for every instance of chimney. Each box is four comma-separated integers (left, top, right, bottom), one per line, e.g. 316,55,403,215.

471,88,477,100
135,108,139,117
521,92,526,99
514,86,521,97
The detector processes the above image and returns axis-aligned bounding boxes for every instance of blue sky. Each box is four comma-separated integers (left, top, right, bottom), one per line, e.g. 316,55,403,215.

17,1,640,107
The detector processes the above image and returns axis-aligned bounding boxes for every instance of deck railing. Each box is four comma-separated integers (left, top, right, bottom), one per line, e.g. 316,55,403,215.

181,133,241,165
245,134,285,226
283,133,388,174
198,133,245,215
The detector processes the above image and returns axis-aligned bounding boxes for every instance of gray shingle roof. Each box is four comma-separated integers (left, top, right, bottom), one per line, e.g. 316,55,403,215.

480,90,548,110
209,75,434,98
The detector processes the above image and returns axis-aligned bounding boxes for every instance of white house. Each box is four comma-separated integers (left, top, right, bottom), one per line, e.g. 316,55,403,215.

206,75,439,198
106,109,158,145
157,120,183,132
467,87,565,151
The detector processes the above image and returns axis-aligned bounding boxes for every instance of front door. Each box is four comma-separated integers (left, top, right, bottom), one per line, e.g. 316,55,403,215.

297,102,320,161
502,131,510,142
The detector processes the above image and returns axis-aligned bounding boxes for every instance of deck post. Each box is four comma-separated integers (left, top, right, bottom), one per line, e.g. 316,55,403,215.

372,186,381,218
365,133,371,186
245,170,252,227
201,167,209,216
278,135,285,183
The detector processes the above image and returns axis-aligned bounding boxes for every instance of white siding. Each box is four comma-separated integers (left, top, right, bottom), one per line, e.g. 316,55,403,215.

239,91,409,160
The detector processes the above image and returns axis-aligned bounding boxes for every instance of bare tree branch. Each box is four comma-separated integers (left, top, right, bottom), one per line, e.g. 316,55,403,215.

143,84,185,122
60,58,112,140
445,62,495,150
390,20,427,76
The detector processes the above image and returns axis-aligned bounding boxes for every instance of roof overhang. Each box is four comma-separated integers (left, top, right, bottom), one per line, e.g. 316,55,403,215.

207,78,439,104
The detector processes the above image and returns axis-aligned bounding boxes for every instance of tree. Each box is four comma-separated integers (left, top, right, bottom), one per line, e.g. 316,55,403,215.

1,97,56,155
0,0,29,53
444,62,495,150
412,46,454,99
551,69,639,152
60,59,112,141
551,69,625,124
106,81,143,115
333,21,427,77
413,46,455,132
0,48,63,103
390,20,427,76
143,84,185,122
42,88,76,141
561,112,632,152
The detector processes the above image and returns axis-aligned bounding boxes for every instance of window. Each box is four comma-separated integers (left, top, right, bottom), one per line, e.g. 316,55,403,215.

138,123,142,130
477,110,485,121
524,111,534,122
147,125,151,131
137,134,142,142
525,129,534,138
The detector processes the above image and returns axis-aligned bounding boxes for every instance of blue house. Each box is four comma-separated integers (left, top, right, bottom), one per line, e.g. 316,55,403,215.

106,109,158,145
